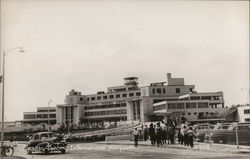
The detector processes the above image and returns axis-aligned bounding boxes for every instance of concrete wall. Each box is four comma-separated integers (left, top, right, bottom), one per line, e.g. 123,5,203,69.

236,106,250,122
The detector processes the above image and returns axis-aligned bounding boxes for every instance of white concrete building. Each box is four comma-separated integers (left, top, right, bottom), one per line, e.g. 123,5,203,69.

23,107,56,125
235,105,250,122
56,73,226,126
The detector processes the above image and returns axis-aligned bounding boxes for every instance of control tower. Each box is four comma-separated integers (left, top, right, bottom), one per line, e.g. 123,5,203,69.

124,77,138,87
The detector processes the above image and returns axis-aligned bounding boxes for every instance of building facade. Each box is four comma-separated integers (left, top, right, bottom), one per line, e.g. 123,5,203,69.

235,105,250,122
23,107,56,125
153,92,226,122
56,73,226,126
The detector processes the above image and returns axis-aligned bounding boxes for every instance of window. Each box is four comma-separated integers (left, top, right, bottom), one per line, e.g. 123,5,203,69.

116,94,120,98
244,109,250,114
163,88,166,94
188,112,191,115
238,126,250,130
201,96,211,100
175,88,181,93
136,92,141,96
121,103,127,107
129,93,134,97
194,112,197,115
97,96,101,100
48,133,55,138
122,93,127,98
103,96,107,99
186,103,197,108
41,133,48,138
189,88,193,92
34,134,40,140
87,98,89,101
91,97,95,101
152,88,155,94
109,95,114,99
168,103,176,109
182,113,185,115
206,112,209,114
80,97,83,101
176,103,185,109
245,118,250,122
198,102,209,108
190,96,200,100
156,88,161,94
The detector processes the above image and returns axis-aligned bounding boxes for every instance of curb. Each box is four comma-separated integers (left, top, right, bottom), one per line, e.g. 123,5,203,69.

95,141,250,154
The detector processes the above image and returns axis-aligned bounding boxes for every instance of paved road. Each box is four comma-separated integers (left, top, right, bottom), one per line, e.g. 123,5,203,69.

13,143,250,159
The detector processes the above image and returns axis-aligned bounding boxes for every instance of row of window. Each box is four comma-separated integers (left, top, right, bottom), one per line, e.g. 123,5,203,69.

24,114,56,119
190,96,222,100
87,92,141,101
152,88,194,94
244,109,250,114
187,112,215,116
245,118,250,122
152,88,166,94
37,109,56,112
88,100,126,106
85,103,127,110
153,103,209,111
84,109,127,116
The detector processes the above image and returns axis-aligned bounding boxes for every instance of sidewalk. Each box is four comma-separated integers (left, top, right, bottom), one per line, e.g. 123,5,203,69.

96,140,250,154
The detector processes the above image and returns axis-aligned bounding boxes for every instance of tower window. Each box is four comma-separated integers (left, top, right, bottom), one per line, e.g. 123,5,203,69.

175,88,181,93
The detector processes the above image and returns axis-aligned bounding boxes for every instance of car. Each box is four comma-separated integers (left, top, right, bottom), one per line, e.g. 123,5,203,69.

193,124,214,142
203,122,233,142
207,123,250,145
25,132,67,155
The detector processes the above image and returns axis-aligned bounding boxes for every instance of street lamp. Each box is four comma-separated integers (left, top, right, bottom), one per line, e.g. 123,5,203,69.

48,99,52,131
1,47,25,149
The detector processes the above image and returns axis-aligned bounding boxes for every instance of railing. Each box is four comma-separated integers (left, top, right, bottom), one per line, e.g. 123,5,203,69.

72,122,140,138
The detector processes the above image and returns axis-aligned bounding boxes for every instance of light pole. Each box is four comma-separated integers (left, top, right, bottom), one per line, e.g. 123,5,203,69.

48,99,52,131
1,47,25,149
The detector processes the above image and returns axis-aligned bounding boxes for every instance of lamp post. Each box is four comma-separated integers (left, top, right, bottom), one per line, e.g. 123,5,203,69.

1,47,25,150
48,99,52,131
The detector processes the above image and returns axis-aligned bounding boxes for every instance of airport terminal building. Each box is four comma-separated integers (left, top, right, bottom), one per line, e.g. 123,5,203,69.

56,73,226,126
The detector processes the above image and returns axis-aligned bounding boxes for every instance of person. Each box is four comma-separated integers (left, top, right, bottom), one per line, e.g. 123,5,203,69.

184,125,189,146
187,127,194,148
161,122,167,144
168,125,175,144
133,128,139,147
153,124,157,144
156,122,162,147
180,125,185,145
177,126,181,144
143,125,149,141
148,123,156,145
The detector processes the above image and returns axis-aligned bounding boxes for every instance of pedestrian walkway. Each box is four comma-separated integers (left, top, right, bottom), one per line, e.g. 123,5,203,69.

96,140,250,154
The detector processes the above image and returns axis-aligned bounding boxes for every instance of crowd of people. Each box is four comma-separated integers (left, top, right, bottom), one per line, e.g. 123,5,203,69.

133,118,195,148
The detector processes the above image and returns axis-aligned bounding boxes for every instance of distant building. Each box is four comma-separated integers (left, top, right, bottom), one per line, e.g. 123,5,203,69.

0,121,22,127
23,107,56,125
56,73,226,126
236,105,250,122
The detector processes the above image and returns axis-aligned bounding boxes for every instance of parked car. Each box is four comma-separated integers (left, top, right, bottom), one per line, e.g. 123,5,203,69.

25,132,67,155
193,124,214,142
207,123,250,145
203,123,233,143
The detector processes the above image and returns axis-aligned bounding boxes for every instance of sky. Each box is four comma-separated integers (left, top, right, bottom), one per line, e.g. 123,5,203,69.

0,0,249,121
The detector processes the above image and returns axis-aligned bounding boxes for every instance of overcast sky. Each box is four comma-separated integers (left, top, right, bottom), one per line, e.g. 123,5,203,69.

1,0,249,121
